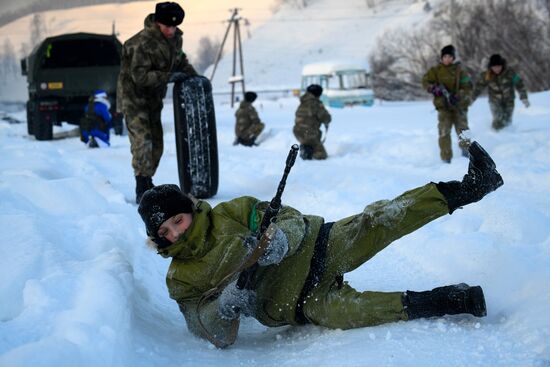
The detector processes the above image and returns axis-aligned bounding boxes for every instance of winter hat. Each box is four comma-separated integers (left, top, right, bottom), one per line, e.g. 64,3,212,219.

138,184,194,247
488,54,505,68
93,89,111,109
244,91,257,103
155,2,185,26
306,84,323,98
441,44,456,59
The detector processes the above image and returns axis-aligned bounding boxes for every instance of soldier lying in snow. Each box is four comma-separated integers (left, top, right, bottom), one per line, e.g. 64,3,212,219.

138,142,503,348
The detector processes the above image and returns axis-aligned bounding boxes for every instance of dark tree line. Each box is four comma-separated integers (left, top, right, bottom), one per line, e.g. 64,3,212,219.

370,0,550,100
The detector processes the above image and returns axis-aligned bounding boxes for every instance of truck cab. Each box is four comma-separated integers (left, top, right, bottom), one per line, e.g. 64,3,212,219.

21,32,123,140
301,62,374,108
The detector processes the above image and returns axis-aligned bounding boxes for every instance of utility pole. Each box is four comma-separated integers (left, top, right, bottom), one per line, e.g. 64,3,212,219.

209,8,247,107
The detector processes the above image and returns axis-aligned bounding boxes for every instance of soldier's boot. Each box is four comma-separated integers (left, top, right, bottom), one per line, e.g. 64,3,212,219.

236,137,256,147
300,144,314,160
403,283,487,320
146,177,155,190
436,141,504,213
89,137,99,148
135,175,152,204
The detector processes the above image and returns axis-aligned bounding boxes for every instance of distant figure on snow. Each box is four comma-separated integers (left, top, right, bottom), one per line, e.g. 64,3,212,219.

422,45,473,163
293,84,332,160
79,89,112,148
234,91,265,147
471,54,530,131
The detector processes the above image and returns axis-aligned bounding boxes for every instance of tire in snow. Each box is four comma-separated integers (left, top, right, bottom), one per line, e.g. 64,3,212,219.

173,76,219,199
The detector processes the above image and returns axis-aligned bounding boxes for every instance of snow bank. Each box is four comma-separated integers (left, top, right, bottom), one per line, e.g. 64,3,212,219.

0,91,549,366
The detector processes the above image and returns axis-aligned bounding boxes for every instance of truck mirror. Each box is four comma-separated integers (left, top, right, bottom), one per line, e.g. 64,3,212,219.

21,59,27,76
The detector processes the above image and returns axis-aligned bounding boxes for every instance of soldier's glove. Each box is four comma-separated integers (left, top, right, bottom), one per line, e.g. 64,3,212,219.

168,72,189,83
521,98,530,108
428,85,443,97
218,280,257,320
243,226,289,266
449,94,460,106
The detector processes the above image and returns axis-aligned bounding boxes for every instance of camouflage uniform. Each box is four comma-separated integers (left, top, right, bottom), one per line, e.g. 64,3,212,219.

293,92,332,159
422,63,472,162
234,101,265,146
472,67,528,130
158,184,449,347
117,14,197,177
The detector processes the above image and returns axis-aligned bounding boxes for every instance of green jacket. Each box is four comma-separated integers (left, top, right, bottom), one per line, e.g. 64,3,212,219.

235,101,264,139
422,63,472,111
158,197,323,345
293,92,332,141
472,67,528,105
117,14,197,114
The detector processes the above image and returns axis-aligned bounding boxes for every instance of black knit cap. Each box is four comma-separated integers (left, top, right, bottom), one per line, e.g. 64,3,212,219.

441,44,456,59
138,184,194,247
488,54,505,68
306,84,323,98
244,91,257,103
155,2,185,26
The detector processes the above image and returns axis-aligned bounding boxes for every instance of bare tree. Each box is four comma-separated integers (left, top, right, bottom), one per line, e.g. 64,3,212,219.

0,39,17,82
30,13,48,49
195,36,221,74
369,0,550,100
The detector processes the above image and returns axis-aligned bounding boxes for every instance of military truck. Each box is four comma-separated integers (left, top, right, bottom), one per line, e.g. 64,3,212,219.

21,32,123,140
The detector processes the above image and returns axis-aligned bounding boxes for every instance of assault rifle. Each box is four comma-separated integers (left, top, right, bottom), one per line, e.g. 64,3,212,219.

436,83,460,109
196,144,300,348
236,144,300,290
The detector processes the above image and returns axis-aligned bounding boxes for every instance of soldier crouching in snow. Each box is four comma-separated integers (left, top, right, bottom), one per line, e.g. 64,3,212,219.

137,141,503,348
293,84,332,160
234,91,265,147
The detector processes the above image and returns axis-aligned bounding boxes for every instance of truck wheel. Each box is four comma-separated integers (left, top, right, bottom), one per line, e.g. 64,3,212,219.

173,76,219,198
34,109,53,141
26,100,35,135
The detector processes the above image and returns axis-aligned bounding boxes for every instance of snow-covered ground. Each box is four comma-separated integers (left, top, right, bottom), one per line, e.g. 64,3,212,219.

1,91,549,366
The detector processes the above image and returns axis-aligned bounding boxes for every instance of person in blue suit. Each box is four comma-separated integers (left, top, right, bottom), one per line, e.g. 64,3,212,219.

80,90,113,148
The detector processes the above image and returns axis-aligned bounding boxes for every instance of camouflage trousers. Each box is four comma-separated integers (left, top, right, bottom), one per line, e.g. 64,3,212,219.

489,101,514,131
302,183,449,328
236,122,265,141
293,126,328,160
437,109,471,162
125,106,164,177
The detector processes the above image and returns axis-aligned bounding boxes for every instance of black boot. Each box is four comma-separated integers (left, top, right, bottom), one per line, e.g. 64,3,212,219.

135,175,151,204
146,177,155,190
300,144,314,160
403,283,487,320
436,141,504,213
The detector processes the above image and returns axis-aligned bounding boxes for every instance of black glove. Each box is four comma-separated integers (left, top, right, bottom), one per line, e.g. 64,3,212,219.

449,94,460,106
243,226,289,266
428,84,443,97
168,72,188,83
218,280,257,320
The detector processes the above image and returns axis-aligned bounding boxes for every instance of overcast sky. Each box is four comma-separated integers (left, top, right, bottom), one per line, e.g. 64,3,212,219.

0,0,37,15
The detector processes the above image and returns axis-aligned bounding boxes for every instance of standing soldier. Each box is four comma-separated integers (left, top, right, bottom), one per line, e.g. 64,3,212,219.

422,45,473,163
117,1,198,203
234,91,265,147
471,54,530,131
293,84,332,160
